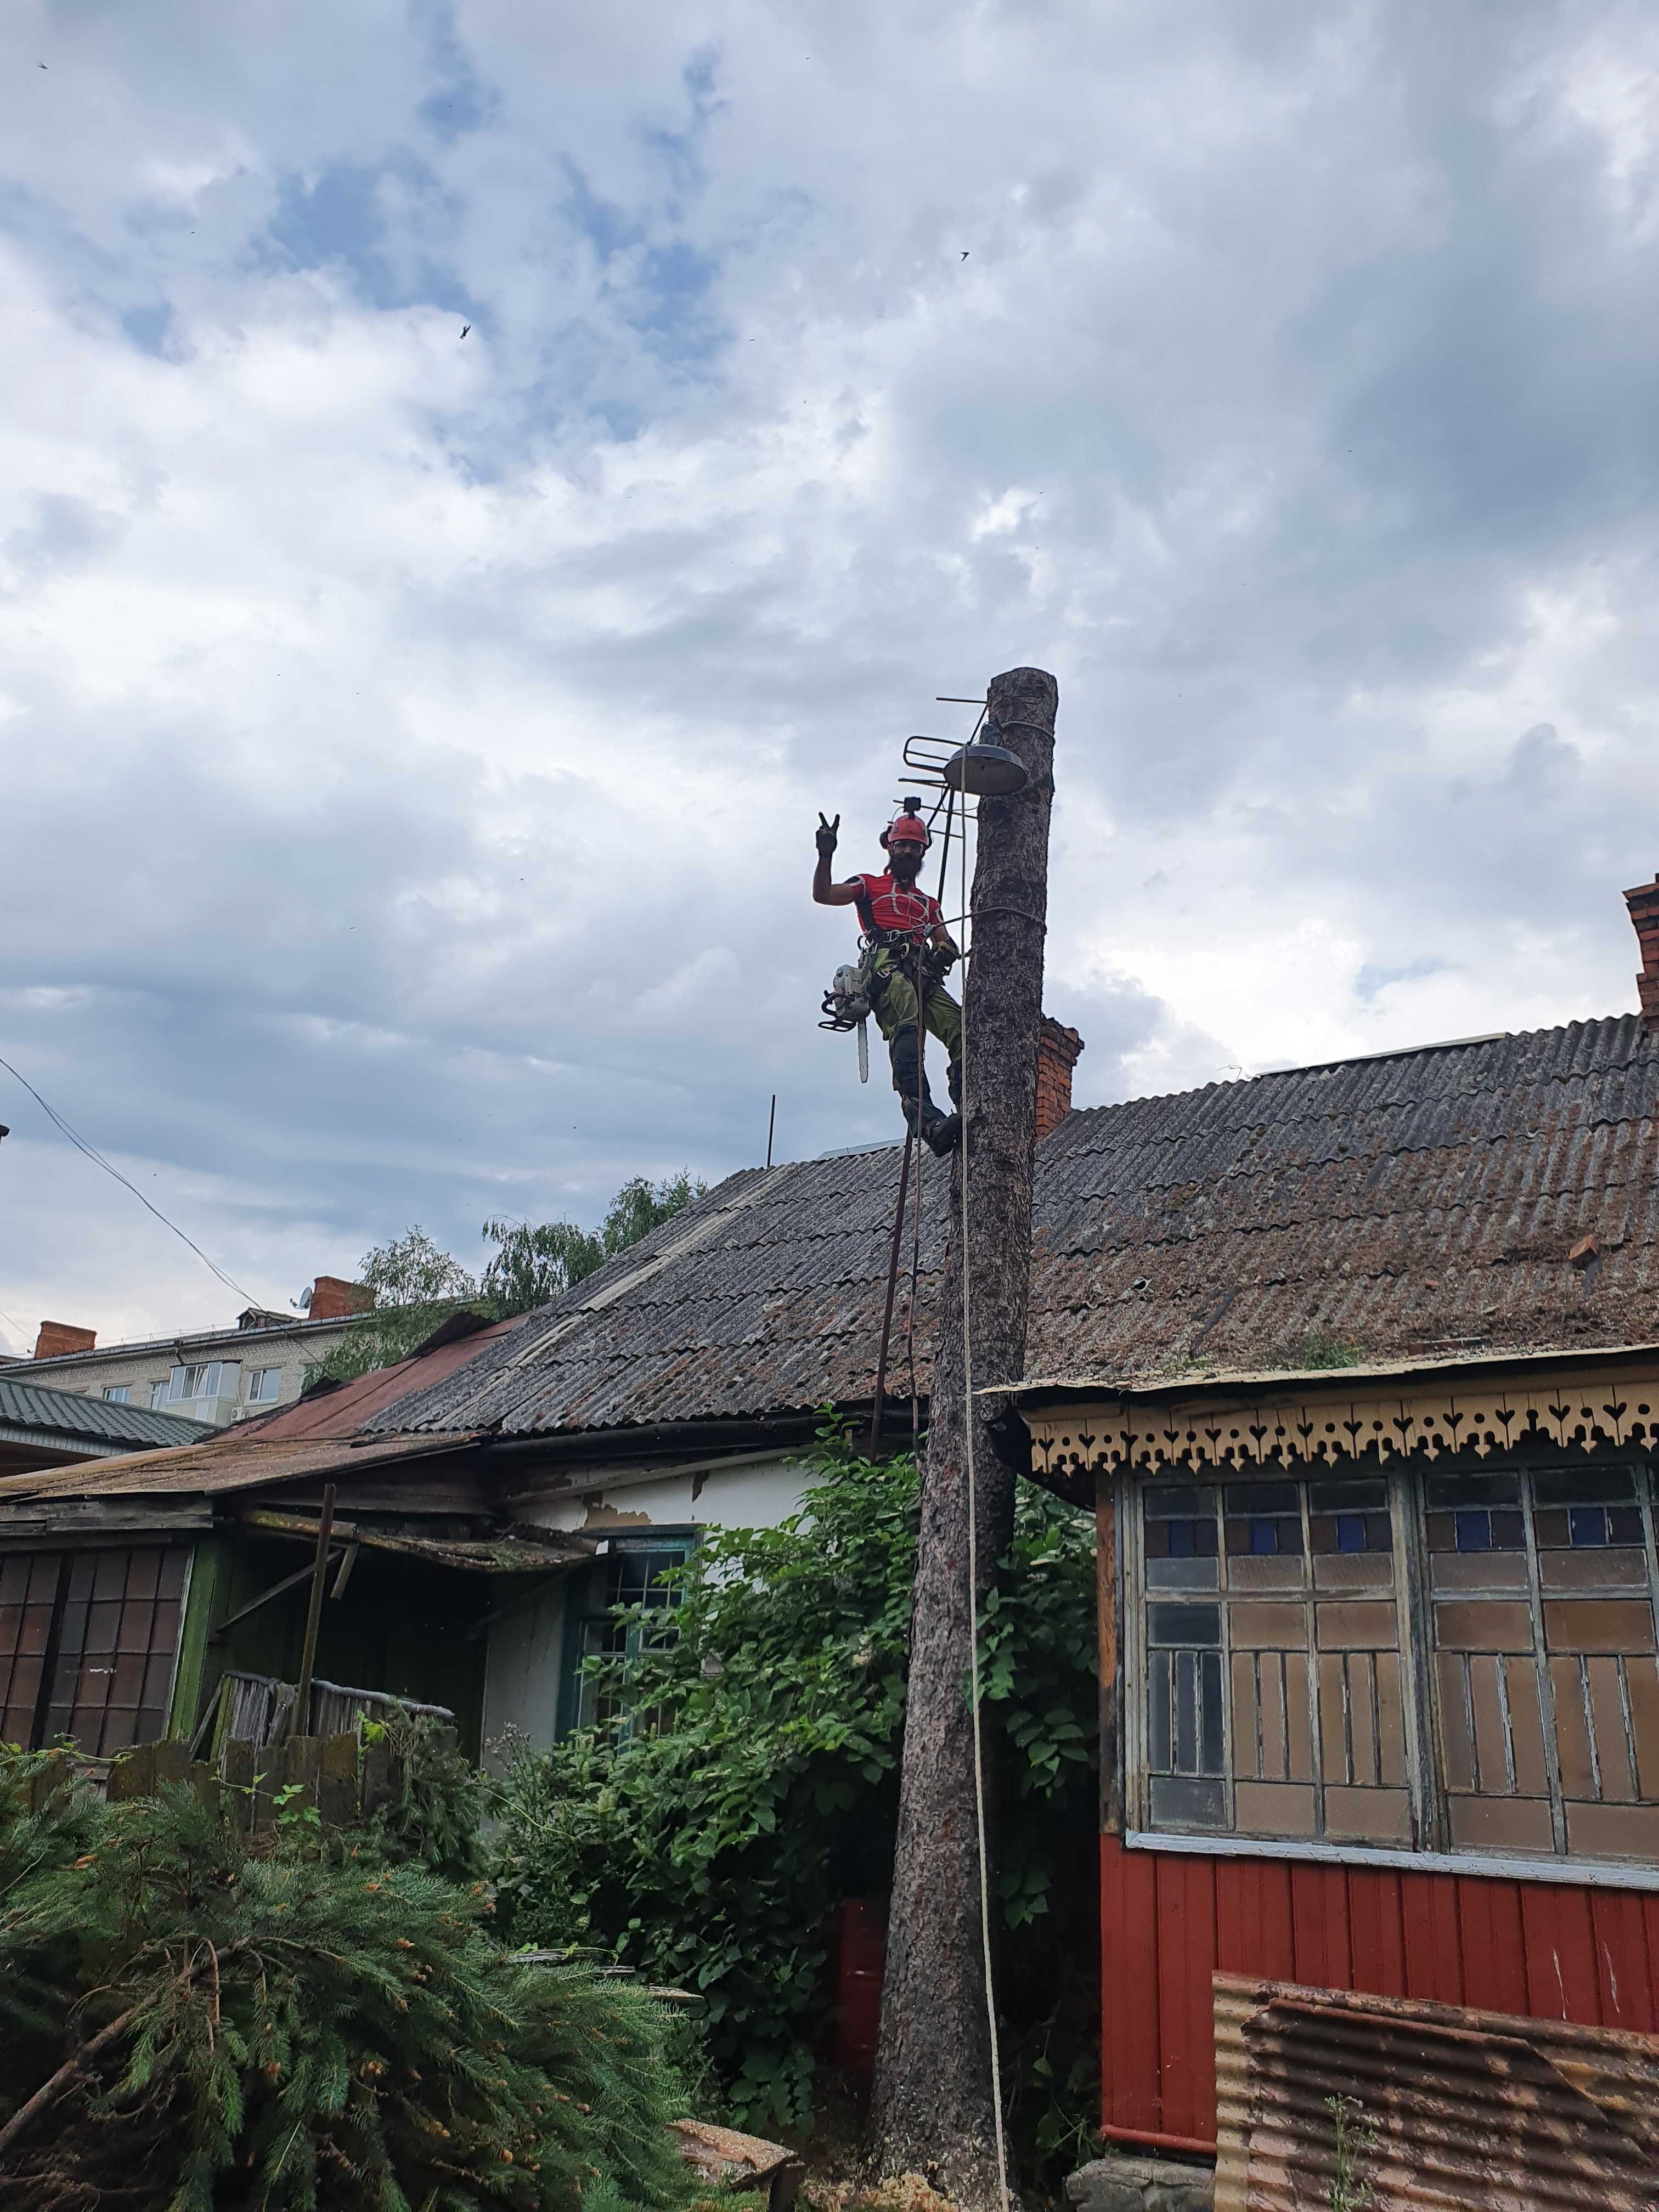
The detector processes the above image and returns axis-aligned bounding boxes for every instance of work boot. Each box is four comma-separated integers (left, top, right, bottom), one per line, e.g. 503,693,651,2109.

891,1023,957,1153
916,1058,962,1152
924,1109,961,1155
902,1097,960,1155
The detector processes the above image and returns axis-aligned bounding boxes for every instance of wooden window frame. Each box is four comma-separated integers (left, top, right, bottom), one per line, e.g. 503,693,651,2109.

555,1530,695,1739
1122,1459,1659,1882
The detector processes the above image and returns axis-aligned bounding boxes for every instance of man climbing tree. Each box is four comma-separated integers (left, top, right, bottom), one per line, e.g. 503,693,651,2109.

814,799,963,1154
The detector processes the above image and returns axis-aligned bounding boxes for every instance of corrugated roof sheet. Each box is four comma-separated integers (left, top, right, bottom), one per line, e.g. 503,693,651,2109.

371,1013,1659,1438
0,1376,214,1451
246,1317,521,1441
0,1431,477,1505
1213,1973,1659,2210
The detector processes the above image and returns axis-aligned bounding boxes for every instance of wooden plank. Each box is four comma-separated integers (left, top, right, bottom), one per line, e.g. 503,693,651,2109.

27,1749,67,1814
1520,1881,1599,2023
1101,1833,1162,2140
360,1733,394,1820
1288,1859,1351,1991
1347,1866,1407,1997
167,1534,227,1744
318,1731,359,1826
1401,1869,1463,2006
1458,1876,1528,2016
1096,1472,1123,1833
189,1760,222,1819
153,1738,190,1789
222,1737,256,1833
252,1744,282,1833
1153,1850,1216,2144
108,1741,155,1802
281,1734,321,1820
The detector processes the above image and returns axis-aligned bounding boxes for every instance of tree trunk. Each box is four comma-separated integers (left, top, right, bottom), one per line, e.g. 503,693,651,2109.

869,668,1058,2209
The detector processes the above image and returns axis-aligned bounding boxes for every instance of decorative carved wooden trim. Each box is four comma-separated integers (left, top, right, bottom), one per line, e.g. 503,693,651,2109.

1025,1356,1659,1481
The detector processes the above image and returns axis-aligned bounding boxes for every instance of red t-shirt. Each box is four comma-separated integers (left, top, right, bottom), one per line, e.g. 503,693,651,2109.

851,871,941,936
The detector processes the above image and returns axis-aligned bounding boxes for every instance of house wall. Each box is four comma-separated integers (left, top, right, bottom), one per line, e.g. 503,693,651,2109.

522,1451,808,1539
1099,1830,1659,2153
483,1450,810,1752
481,1578,571,1763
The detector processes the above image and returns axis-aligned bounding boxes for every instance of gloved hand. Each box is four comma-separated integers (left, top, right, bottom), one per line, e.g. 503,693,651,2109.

934,942,959,974
815,811,840,858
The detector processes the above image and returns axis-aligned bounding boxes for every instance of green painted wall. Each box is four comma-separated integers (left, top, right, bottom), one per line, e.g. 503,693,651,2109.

166,1534,232,1740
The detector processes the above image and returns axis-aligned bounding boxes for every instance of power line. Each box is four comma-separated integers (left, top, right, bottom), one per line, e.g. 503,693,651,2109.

0,1053,260,1308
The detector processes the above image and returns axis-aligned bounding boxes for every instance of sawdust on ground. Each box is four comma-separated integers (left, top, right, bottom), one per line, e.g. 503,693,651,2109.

805,2175,965,2212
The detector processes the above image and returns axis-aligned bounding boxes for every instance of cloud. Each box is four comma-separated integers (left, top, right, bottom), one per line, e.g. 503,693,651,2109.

4,0,1659,1352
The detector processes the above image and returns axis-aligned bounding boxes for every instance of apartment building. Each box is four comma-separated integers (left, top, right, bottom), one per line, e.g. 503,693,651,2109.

13,1276,372,1427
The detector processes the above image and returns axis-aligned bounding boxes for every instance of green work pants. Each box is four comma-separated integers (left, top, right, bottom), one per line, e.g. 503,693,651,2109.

870,952,962,1060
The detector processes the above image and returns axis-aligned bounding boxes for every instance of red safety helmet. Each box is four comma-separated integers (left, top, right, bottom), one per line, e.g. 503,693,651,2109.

880,799,932,852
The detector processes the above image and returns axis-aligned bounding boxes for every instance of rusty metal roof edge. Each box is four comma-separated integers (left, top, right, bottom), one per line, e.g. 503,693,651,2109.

1003,1336,1659,1408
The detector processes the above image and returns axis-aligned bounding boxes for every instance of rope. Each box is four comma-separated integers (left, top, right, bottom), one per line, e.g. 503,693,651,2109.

909,1003,924,1454
957,795,1011,2210
969,905,1046,931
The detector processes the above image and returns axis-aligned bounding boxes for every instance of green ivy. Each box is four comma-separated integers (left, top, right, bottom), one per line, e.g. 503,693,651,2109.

488,1418,1102,2169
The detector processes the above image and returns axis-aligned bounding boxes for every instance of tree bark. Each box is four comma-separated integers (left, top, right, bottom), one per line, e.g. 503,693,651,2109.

869,668,1058,2209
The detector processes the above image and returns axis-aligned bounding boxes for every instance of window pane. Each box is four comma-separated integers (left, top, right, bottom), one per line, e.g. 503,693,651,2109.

1147,1603,1221,1647
1455,1510,1492,1553
1309,1480,1387,1513
1149,1774,1227,1827
1427,1472,1522,1508
1148,1649,1172,1771
1534,1469,1636,1507
1146,1486,1216,1517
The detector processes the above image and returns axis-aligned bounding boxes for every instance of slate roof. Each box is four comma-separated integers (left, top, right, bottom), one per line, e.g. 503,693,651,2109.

371,1013,1659,1438
0,1376,214,1454
0,1319,515,1505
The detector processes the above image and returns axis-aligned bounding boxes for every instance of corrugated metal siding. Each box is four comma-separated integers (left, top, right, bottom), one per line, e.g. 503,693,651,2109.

1212,1974,1659,2210
1101,1835,1659,2149
370,1015,1659,1440
0,1377,212,1452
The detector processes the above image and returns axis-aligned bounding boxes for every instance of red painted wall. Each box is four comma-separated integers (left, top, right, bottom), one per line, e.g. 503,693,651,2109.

832,1896,887,2076
1101,1834,1659,2149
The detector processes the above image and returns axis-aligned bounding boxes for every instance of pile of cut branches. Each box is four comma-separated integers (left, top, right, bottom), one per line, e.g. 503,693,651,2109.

0,1752,691,2212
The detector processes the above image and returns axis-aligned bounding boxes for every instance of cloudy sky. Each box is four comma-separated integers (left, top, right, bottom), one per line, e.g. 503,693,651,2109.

4,0,1659,1351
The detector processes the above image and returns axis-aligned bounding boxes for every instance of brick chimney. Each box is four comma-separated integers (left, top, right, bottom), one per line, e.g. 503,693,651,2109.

307,1276,375,1322
1625,876,1659,1029
1035,1017,1085,1140
33,1321,95,1360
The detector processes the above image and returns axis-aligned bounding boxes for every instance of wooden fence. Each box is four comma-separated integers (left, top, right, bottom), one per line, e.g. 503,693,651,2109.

98,1729,432,1833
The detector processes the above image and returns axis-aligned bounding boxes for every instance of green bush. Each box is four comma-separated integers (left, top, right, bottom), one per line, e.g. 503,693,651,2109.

488,1420,1099,2157
0,1764,693,2212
